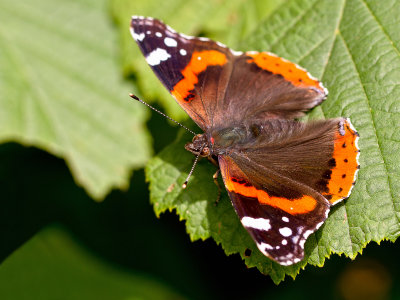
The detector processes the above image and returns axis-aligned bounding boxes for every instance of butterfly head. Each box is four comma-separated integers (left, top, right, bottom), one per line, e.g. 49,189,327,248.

184,134,211,157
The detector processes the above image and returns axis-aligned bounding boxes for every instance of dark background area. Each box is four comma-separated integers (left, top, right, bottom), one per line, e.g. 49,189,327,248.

1,106,398,300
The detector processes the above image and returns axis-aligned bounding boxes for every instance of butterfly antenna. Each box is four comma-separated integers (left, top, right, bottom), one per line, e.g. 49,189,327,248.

182,146,204,189
129,94,196,136
182,153,200,189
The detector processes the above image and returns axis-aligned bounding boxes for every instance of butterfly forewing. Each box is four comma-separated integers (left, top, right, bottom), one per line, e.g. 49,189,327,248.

131,16,235,130
213,52,327,125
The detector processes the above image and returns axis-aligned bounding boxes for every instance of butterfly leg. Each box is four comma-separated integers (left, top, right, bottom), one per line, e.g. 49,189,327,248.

207,155,219,167
213,169,222,205
206,155,222,204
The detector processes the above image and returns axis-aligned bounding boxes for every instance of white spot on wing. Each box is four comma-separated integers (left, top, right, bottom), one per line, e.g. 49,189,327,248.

130,27,145,42
292,234,300,244
338,119,346,136
230,49,243,56
241,217,271,231
198,37,210,42
164,37,177,47
257,240,303,266
261,243,273,250
316,221,324,230
347,118,357,132
156,32,162,37
180,49,187,56
216,41,227,48
321,207,330,219
133,32,145,41
282,217,289,222
146,48,171,66
180,33,195,40
255,242,273,257
165,24,177,34
131,15,145,20
304,230,313,239
279,227,292,237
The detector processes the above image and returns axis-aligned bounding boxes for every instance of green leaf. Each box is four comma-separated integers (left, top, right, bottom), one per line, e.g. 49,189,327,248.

0,0,152,199
0,226,184,299
146,0,400,283
111,0,285,120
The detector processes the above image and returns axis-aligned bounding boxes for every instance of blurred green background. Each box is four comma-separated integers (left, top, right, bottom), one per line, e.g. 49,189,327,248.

1,0,399,299
1,142,400,299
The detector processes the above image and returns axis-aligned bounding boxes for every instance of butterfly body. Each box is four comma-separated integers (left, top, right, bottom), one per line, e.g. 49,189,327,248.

186,124,259,155
130,16,360,266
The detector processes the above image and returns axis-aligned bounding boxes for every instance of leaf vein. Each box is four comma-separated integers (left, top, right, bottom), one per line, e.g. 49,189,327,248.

269,0,320,49
338,32,399,225
361,0,400,57
318,0,346,120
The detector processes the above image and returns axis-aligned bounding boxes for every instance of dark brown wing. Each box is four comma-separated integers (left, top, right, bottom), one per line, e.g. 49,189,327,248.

218,118,359,265
210,52,327,127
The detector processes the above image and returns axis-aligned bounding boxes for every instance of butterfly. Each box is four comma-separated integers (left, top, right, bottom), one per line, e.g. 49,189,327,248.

130,16,360,266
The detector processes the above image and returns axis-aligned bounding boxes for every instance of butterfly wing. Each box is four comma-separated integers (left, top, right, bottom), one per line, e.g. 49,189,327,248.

131,17,327,130
219,155,329,265
218,118,359,265
210,52,327,126
131,16,236,130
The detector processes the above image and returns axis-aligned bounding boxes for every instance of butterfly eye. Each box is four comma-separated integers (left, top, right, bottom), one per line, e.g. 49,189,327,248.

192,134,204,142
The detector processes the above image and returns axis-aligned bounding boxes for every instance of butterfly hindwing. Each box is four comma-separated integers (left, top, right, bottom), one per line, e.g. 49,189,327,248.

218,155,330,265
322,119,360,204
223,118,360,203
216,118,359,264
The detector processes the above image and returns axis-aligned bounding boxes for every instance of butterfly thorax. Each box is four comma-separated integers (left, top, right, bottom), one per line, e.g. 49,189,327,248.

185,124,262,157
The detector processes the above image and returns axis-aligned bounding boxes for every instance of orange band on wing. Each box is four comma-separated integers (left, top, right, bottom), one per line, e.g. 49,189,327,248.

246,52,324,92
171,50,227,102
323,119,360,204
225,177,317,214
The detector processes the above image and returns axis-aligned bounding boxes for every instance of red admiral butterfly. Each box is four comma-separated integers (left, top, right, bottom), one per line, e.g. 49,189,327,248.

130,16,360,266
